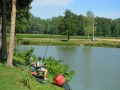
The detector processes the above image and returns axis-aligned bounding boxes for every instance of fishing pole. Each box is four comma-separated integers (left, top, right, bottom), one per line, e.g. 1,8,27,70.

43,33,52,61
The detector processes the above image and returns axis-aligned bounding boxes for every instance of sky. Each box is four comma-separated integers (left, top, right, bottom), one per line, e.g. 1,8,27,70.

30,0,120,19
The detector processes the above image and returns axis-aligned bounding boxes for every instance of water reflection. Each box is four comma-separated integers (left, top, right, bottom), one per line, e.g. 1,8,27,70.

81,47,92,90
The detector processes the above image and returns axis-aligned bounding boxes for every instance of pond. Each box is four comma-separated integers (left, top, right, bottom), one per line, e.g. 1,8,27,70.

15,45,120,90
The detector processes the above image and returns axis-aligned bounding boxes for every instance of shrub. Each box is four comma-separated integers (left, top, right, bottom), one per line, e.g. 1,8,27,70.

15,48,38,65
44,57,75,82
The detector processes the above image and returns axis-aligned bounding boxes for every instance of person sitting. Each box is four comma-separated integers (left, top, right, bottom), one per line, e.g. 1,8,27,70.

36,57,48,80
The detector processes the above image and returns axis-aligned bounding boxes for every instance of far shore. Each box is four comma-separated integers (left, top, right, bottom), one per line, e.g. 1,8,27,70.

15,37,120,48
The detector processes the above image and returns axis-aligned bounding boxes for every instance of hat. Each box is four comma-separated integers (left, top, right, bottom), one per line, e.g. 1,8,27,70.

38,56,42,60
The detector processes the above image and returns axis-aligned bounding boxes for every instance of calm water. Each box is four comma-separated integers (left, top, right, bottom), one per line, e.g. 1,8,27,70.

16,45,120,90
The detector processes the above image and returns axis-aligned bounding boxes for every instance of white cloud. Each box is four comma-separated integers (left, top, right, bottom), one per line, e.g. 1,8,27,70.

31,0,74,7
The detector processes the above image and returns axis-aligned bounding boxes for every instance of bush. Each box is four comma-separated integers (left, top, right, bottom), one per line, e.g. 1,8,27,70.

44,57,75,82
15,48,38,65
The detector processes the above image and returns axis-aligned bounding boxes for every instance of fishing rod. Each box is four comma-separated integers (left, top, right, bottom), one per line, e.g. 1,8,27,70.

43,33,52,61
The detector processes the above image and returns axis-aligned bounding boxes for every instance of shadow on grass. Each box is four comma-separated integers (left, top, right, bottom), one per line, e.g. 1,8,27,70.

60,40,68,42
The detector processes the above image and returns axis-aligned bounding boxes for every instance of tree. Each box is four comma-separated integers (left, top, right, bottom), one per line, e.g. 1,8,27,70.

101,18,112,37
6,0,32,34
15,16,30,33
115,23,120,36
50,16,63,34
0,18,1,49
111,18,120,37
58,9,78,40
27,15,45,34
6,0,17,66
77,15,85,36
27,15,63,34
95,17,103,36
84,11,95,40
1,0,7,59
0,0,2,50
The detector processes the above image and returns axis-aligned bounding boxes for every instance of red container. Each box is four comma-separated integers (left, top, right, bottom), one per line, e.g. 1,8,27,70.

31,71,38,76
54,74,66,85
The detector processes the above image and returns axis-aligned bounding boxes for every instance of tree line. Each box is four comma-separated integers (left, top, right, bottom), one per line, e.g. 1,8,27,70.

12,10,120,39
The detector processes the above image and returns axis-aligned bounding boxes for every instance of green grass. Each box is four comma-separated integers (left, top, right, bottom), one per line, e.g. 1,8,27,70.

0,63,28,90
0,60,63,90
6,33,120,47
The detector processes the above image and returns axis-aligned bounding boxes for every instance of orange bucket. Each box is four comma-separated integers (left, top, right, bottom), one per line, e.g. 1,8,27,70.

54,74,66,85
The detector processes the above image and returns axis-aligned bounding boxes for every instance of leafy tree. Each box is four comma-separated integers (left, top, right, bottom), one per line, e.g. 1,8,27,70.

58,9,78,40
6,0,32,33
115,23,120,36
28,16,41,34
101,18,112,37
49,16,63,34
27,15,48,34
84,11,95,39
111,18,120,37
95,17,112,37
95,17,103,36
16,17,29,33
27,15,63,35
77,14,85,36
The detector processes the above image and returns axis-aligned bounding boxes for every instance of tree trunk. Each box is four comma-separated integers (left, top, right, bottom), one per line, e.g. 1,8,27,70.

0,17,2,58
0,17,2,50
67,35,69,41
6,0,16,66
88,34,89,40
1,0,7,59
0,0,2,51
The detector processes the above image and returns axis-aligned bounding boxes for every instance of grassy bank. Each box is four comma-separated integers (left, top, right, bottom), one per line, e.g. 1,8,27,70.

0,47,74,90
0,58,64,90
